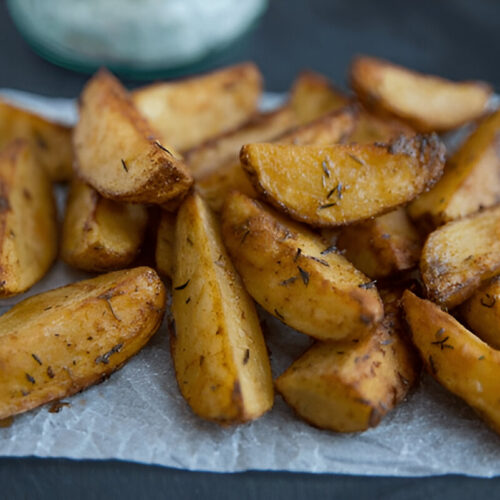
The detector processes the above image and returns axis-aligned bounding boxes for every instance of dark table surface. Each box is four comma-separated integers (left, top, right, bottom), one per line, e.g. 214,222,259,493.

1,1,500,498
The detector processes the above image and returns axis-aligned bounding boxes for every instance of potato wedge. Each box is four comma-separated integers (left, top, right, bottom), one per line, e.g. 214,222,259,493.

133,63,262,151
350,56,492,133
221,192,383,341
290,70,350,124
241,134,445,227
337,208,422,278
403,289,500,435
61,179,148,272
0,100,73,182
74,68,193,205
196,107,355,212
276,289,419,432
186,106,297,179
0,266,165,419
0,140,57,297
155,210,176,279
409,110,500,228
171,193,273,424
459,277,500,350
421,205,500,309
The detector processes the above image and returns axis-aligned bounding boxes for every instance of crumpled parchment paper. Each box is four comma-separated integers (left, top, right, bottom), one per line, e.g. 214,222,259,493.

0,89,500,477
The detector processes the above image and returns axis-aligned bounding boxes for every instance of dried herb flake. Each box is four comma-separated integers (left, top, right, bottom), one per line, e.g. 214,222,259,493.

174,279,190,290
297,266,310,286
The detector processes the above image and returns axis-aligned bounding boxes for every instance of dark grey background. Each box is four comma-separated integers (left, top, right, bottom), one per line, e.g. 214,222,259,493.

1,0,500,498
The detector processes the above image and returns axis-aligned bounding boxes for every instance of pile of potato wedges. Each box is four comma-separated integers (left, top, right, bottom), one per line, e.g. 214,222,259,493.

1,57,500,439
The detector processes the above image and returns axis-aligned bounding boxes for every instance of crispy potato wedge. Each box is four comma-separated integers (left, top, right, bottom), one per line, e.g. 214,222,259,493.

409,110,500,228
197,107,355,212
221,192,383,341
74,68,193,205
241,134,445,227
186,106,297,179
0,267,165,419
0,100,73,182
276,289,419,432
155,210,176,279
349,108,413,144
171,193,273,424
61,179,148,272
290,70,350,124
403,289,500,435
421,205,500,309
337,208,422,278
459,277,500,350
0,141,57,297
133,63,262,151
350,56,492,133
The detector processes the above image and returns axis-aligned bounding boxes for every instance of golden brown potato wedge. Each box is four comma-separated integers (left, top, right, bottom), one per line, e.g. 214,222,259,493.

0,267,165,420
350,56,492,133
337,208,422,278
61,179,148,272
403,289,500,435
0,140,57,297
133,63,262,151
459,277,500,350
0,100,73,182
409,110,500,228
74,68,193,205
421,205,500,309
290,70,350,124
241,134,445,227
185,106,297,179
155,210,176,280
221,192,383,341
196,107,355,212
276,289,419,432
171,193,273,424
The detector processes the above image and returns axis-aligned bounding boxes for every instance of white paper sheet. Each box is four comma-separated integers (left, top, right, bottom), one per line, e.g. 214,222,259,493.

1,89,500,477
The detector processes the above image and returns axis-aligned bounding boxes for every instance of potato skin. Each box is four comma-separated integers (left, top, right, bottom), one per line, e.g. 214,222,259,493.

403,290,500,435
350,55,492,133
74,68,193,205
0,267,166,420
133,62,262,151
0,100,73,182
221,192,383,341
421,205,500,309
337,208,421,279
0,140,57,297
409,109,500,228
241,134,445,227
459,277,500,349
62,179,148,272
171,193,273,424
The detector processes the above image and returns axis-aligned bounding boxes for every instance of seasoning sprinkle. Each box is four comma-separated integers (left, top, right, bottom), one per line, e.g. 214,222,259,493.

297,266,310,286
155,141,172,155
240,230,250,244
279,276,298,286
327,187,336,199
95,343,123,365
320,245,338,255
185,297,191,304
359,280,377,289
294,248,302,262
121,159,128,172
174,279,190,290
26,373,35,384
31,353,42,365
308,255,329,266
319,202,337,210
428,355,437,375
348,153,365,165
321,160,331,178
478,355,485,360
243,349,250,365
431,336,454,350
47,366,54,379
